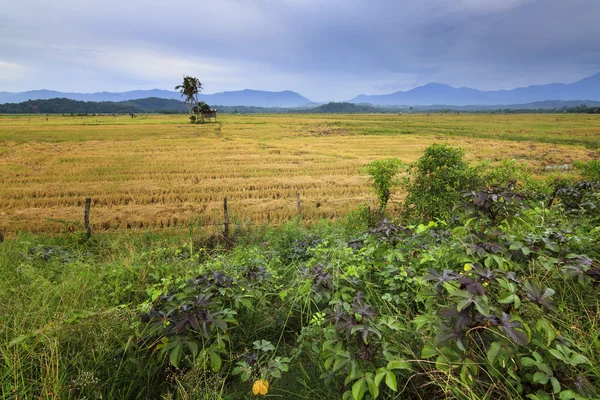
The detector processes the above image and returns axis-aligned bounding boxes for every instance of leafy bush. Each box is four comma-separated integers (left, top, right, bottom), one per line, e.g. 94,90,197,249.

403,144,482,221
364,158,403,213
575,159,600,182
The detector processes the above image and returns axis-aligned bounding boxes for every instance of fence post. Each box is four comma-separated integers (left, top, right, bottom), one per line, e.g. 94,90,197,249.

296,192,302,217
223,197,229,241
84,198,92,238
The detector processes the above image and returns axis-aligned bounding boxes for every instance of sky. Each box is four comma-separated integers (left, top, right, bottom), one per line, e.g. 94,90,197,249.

1,0,599,101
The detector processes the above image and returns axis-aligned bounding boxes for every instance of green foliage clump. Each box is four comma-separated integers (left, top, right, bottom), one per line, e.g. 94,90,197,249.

403,144,482,221
576,159,600,182
364,158,403,213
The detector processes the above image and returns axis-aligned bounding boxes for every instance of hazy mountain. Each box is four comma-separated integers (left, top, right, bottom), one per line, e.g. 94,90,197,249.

0,89,313,108
350,73,600,106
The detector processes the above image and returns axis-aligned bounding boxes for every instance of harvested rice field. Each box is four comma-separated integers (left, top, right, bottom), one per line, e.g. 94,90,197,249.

0,113,598,234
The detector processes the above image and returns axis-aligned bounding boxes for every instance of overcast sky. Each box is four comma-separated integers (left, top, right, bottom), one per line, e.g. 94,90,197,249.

1,0,599,101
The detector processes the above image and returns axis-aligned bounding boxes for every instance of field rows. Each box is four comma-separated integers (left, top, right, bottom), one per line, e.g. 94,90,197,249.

1,114,598,234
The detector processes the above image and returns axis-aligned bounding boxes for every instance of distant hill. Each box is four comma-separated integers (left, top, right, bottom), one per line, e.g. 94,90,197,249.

0,89,313,108
350,73,600,106
1,98,599,115
292,102,380,114
0,97,187,114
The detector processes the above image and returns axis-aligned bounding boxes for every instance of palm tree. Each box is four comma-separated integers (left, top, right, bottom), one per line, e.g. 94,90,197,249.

175,75,203,115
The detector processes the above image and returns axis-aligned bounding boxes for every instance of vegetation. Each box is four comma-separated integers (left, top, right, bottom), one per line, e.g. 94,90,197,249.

0,97,188,114
402,144,483,221
1,113,599,235
364,158,403,213
175,75,203,115
2,98,600,115
176,76,215,124
1,144,598,399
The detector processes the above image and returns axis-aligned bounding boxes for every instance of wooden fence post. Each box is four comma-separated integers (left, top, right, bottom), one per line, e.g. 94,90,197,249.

296,192,302,217
223,197,229,241
84,198,92,238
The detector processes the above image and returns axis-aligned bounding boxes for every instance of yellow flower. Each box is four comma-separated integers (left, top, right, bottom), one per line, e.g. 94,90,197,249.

252,379,269,395
463,263,472,272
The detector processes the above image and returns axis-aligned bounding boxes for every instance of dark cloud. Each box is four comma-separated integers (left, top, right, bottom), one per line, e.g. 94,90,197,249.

1,0,599,100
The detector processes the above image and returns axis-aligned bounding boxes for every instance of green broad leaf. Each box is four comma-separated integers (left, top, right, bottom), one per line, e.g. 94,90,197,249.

527,393,551,400
456,298,472,312
271,368,282,378
492,254,504,268
487,341,502,365
345,362,361,385
550,377,561,394
241,371,250,382
324,355,335,370
352,378,366,400
333,357,348,372
322,339,337,352
185,340,198,358
533,371,550,385
209,351,222,372
484,256,493,268
545,243,560,253
460,363,473,386
436,355,451,372
169,342,183,368
421,346,438,359
559,390,587,400
521,357,536,367
473,297,490,315
568,353,589,366
366,375,379,399
253,339,275,352
513,294,521,308
387,360,411,370
412,315,430,330
548,348,567,362
498,294,515,304
385,371,398,392
535,319,556,346
374,369,386,387
279,290,288,301
452,289,472,299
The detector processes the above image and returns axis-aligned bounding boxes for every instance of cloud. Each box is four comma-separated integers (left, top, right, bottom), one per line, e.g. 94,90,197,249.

1,0,599,99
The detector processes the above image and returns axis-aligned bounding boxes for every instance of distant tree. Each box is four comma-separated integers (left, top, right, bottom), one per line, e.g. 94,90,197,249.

175,75,203,115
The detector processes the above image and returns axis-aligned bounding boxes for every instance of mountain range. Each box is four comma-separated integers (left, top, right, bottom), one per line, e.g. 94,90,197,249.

1,72,599,107
0,89,313,108
350,73,600,106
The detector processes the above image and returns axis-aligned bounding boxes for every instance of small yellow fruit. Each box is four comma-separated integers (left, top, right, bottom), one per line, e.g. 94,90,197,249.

252,379,269,395
463,263,472,272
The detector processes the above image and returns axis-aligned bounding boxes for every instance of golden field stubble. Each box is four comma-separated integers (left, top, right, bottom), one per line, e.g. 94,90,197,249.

0,113,598,234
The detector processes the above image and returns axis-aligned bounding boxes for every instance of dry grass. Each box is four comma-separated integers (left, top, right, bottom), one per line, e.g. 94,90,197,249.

0,113,598,234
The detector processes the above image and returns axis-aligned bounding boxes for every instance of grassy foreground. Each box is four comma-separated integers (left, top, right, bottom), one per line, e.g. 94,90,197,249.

1,146,599,399
1,113,598,234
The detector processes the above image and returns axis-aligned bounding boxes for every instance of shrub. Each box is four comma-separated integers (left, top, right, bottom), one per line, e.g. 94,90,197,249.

403,144,482,221
576,159,600,182
364,158,403,213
